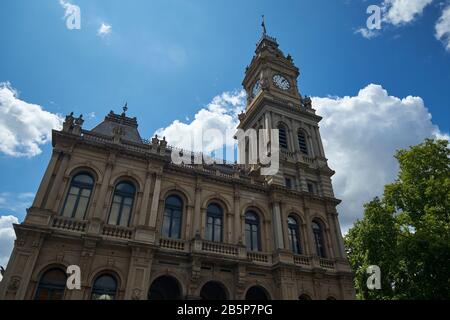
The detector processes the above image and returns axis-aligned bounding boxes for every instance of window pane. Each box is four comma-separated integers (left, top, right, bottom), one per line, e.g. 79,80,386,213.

123,197,133,206
206,222,213,241
162,214,171,237
214,224,221,242
74,196,89,219
73,174,94,185
108,203,120,225
81,188,91,197
68,186,80,196
171,217,181,238
252,230,259,251
119,204,131,226
245,227,251,250
62,194,77,217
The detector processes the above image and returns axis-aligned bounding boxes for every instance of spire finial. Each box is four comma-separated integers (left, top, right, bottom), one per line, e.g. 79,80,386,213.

261,15,267,35
122,102,128,116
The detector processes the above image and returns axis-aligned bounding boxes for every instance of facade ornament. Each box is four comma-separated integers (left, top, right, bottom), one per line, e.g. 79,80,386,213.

7,276,21,292
62,112,75,132
131,288,141,300
151,134,159,146
302,96,312,109
112,126,124,144
160,136,167,149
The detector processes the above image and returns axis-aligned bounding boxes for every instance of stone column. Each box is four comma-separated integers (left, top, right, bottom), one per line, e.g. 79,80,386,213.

45,151,71,212
148,174,162,228
138,171,153,226
186,205,194,239
192,186,202,237
233,189,241,243
87,157,114,234
304,208,316,256
32,150,60,208
124,246,153,300
271,201,285,250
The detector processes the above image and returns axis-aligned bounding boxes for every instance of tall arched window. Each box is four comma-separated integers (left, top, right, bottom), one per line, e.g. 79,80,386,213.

312,220,326,258
91,274,118,300
34,268,67,300
288,216,302,254
278,124,288,149
297,130,309,155
108,182,135,227
206,203,223,242
162,195,183,239
61,172,94,219
245,211,261,251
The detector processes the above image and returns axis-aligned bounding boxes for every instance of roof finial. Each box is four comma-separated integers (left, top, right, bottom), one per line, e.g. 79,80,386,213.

261,15,267,35
122,102,128,115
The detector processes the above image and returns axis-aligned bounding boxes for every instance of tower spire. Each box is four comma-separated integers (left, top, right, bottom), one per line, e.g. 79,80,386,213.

261,15,267,35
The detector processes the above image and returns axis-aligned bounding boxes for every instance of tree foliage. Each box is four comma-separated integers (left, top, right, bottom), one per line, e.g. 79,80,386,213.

344,139,450,299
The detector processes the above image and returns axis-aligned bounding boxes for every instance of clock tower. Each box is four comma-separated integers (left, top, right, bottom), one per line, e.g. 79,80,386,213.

238,24,335,199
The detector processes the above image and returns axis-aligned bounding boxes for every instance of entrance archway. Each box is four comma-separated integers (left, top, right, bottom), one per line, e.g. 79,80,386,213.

148,275,182,300
245,286,270,300
200,281,228,300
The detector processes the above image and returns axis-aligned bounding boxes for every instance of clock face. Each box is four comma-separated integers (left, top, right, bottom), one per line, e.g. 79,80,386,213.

272,74,290,90
252,80,261,97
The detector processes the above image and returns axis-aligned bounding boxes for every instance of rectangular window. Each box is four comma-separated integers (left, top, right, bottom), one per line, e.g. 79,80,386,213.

285,177,292,189
307,182,316,194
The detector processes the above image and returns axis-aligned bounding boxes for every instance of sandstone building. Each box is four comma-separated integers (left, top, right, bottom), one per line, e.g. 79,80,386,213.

0,30,355,300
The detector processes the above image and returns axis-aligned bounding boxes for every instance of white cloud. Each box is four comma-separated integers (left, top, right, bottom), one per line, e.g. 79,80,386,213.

355,27,380,39
435,5,450,51
0,192,35,215
157,85,447,233
382,0,433,25
155,90,246,154
0,82,63,157
98,23,112,36
0,215,18,271
356,0,434,39
313,84,447,232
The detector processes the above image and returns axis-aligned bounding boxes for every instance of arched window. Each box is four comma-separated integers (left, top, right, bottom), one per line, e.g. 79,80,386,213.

297,130,309,155
91,274,118,300
34,268,67,300
299,294,312,300
108,182,136,227
245,211,261,251
312,220,326,258
288,216,302,254
200,281,228,300
206,203,223,242
61,172,94,219
245,286,270,300
162,195,183,239
278,124,288,149
148,275,182,300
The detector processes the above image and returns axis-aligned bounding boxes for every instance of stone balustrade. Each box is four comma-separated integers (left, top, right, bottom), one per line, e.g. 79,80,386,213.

52,216,87,233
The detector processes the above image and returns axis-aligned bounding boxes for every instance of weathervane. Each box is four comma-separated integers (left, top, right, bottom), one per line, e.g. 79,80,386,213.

123,102,128,114
261,15,267,35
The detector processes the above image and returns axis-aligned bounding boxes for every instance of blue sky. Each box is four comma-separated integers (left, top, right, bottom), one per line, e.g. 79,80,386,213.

0,0,449,261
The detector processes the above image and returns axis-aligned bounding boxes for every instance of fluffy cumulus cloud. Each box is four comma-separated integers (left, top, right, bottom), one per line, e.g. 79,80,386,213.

157,85,447,233
435,5,450,51
313,84,447,232
98,23,112,36
382,0,433,25
0,215,18,274
0,82,63,157
155,90,246,156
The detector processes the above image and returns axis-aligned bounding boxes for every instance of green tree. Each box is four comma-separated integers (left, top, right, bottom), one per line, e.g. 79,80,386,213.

345,139,450,300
